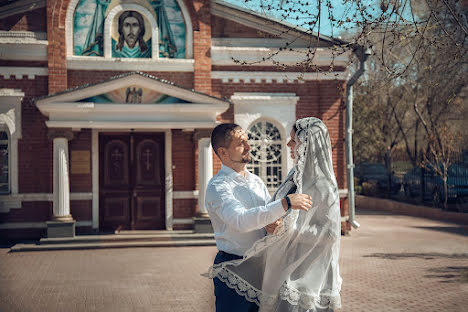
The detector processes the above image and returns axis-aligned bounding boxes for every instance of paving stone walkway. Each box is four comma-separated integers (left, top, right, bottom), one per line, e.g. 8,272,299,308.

1,209,467,312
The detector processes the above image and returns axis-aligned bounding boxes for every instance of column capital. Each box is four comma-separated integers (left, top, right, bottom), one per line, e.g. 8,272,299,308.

48,128,74,141
193,129,212,141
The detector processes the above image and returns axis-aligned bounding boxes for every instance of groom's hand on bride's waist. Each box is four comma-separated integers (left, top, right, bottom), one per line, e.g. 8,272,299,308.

281,194,312,212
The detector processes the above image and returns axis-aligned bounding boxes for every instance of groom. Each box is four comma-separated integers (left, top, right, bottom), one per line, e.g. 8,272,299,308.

205,123,312,312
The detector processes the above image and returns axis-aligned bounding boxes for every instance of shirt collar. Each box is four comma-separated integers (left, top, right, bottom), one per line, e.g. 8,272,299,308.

220,164,252,181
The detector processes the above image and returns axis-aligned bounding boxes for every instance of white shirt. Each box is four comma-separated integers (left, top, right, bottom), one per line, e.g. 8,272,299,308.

205,164,286,256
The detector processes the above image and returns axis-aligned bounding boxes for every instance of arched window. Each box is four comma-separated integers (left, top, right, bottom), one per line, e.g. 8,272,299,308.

247,121,283,192
0,131,9,194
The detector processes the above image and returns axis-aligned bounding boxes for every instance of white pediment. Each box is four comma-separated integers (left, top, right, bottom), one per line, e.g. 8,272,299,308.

36,72,230,130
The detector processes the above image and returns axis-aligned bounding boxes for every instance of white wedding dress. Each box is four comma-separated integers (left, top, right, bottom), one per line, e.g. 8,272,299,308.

205,117,342,312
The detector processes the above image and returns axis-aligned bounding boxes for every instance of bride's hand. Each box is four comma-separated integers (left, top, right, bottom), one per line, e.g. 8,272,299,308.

265,218,283,234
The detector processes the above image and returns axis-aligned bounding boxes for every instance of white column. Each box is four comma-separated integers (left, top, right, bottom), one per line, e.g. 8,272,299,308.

197,137,213,217
52,137,73,221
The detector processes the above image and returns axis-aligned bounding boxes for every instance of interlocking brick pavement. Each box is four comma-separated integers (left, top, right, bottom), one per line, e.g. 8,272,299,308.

1,209,467,312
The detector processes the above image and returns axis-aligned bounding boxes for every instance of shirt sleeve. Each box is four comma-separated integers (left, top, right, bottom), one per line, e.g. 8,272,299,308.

205,180,286,233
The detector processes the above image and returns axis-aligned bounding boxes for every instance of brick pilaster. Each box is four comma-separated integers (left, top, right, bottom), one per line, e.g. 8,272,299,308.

47,0,69,94
193,0,212,94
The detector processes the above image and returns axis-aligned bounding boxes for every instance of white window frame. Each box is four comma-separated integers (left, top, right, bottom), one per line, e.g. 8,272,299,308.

0,89,23,196
246,118,287,193
0,128,9,194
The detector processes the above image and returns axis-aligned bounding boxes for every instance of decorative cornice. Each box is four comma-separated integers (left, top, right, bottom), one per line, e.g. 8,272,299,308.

231,93,299,106
0,31,47,41
211,46,350,67
0,67,48,79
212,71,348,83
36,72,228,106
48,128,74,141
44,121,219,130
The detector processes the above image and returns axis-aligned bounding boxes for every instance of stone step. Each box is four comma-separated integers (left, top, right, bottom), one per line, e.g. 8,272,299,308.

10,239,216,252
39,232,214,245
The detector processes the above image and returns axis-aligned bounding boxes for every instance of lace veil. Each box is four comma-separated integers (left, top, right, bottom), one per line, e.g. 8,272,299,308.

205,117,342,311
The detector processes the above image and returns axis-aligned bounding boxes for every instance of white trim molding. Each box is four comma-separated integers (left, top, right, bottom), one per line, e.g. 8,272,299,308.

37,73,228,105
0,67,48,80
211,46,351,67
173,190,199,199
172,218,194,225
36,73,229,130
0,193,93,213
339,189,349,197
0,31,48,61
212,71,348,83
0,89,23,199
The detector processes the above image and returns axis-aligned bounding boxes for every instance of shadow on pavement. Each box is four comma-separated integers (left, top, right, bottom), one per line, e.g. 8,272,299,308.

424,266,468,284
363,252,468,260
355,209,395,216
412,225,468,237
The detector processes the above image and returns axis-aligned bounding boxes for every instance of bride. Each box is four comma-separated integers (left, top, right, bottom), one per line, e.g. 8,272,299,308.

205,117,342,312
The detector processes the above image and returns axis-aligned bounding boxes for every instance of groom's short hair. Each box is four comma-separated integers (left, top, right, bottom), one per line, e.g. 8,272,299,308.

211,123,242,157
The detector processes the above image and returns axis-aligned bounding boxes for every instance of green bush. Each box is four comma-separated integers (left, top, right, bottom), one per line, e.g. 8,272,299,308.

361,182,379,196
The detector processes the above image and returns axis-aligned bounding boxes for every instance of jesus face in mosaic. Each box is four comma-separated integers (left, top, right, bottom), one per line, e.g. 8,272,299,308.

116,11,147,52
122,16,140,49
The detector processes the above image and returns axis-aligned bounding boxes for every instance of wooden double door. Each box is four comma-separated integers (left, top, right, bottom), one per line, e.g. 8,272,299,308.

99,133,165,231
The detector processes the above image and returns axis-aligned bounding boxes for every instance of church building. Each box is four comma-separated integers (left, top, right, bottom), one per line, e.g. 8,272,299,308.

0,0,352,239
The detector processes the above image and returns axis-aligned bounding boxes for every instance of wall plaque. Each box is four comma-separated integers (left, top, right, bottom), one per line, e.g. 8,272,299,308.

71,150,91,174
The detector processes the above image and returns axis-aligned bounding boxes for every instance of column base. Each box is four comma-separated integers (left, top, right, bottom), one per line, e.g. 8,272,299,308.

193,216,213,233
46,220,75,238
51,215,74,222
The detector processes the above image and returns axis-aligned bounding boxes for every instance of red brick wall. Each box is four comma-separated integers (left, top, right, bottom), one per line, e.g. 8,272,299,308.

70,201,92,221
0,76,51,193
69,130,92,193
67,71,194,90
193,0,212,94
0,202,51,222
171,130,195,191
340,197,350,234
173,199,196,218
0,8,47,31
211,15,276,38
47,0,70,94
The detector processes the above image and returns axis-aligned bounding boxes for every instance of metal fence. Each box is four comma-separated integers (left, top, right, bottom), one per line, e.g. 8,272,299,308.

354,150,468,213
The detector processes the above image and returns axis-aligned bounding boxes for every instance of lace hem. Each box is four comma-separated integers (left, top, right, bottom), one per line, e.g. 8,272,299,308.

209,265,341,310
278,283,342,310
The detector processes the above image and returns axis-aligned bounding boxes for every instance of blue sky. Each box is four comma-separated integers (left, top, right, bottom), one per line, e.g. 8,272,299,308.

222,0,356,38
222,0,420,38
